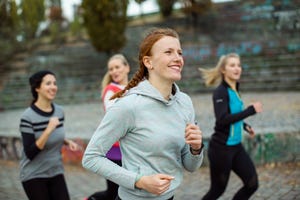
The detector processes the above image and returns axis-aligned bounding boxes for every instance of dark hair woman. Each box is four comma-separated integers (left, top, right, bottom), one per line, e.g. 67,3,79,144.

19,70,80,200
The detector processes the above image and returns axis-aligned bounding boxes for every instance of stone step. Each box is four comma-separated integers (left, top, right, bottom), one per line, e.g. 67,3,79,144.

1,7,299,110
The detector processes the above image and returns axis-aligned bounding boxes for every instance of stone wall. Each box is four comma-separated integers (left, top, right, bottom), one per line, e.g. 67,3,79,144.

1,131,299,166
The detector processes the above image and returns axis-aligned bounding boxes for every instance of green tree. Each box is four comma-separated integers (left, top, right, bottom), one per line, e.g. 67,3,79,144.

156,0,176,18
20,0,45,39
70,12,83,39
0,0,20,63
48,0,61,7
0,0,19,39
48,5,65,43
181,0,215,30
135,0,147,17
81,0,129,54
9,0,18,30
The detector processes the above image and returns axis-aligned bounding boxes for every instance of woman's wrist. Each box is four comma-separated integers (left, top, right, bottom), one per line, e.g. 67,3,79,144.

135,174,143,189
190,143,204,155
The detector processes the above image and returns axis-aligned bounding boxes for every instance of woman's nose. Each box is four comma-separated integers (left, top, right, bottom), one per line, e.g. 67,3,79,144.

51,84,58,89
173,52,180,60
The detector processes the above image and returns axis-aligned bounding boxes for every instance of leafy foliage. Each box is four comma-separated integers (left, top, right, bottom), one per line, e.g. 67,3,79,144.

0,0,19,32
156,0,176,18
81,0,129,54
20,0,45,39
181,0,216,30
0,0,20,63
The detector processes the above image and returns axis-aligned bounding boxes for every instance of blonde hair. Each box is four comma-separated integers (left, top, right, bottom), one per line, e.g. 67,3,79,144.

199,53,240,87
101,54,129,97
110,28,179,100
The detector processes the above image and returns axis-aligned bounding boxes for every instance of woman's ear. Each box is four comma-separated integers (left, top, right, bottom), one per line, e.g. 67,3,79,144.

143,56,152,70
125,65,130,73
220,67,226,75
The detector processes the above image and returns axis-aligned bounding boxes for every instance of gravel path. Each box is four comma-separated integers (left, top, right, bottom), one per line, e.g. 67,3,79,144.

0,160,299,200
0,92,299,140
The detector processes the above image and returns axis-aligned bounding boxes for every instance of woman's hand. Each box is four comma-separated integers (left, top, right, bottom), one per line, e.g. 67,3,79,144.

46,117,60,134
185,123,203,151
65,139,81,151
246,125,255,139
36,117,60,149
251,101,263,113
135,174,174,195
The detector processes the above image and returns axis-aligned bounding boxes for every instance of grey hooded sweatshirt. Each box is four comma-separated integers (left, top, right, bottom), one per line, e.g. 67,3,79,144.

82,80,203,200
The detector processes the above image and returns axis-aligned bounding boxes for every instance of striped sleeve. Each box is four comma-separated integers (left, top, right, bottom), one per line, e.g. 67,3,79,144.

20,118,41,160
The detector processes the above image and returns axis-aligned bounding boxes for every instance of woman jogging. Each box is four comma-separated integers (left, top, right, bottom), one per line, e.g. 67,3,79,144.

199,53,263,200
83,27,204,200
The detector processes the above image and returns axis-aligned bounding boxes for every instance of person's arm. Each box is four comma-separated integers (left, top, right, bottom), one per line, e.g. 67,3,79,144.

181,142,204,172
82,103,138,190
213,88,256,126
20,116,59,160
181,96,204,171
244,122,251,132
35,117,60,149
244,122,256,138
20,131,41,160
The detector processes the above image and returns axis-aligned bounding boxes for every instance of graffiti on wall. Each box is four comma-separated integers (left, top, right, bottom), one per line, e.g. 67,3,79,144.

273,9,300,30
0,136,85,165
244,132,300,165
183,40,300,62
201,132,300,166
240,0,300,30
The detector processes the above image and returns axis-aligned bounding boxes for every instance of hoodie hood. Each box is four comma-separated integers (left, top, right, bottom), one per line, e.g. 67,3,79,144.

126,79,180,106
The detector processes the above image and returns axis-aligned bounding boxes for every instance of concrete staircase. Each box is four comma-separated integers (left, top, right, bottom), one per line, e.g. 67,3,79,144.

0,41,109,110
0,1,299,110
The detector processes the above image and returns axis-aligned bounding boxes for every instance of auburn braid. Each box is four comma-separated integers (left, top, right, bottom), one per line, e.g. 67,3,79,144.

110,66,147,100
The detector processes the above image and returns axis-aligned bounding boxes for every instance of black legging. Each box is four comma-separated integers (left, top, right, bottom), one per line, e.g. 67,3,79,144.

22,174,70,200
88,159,122,200
202,141,258,200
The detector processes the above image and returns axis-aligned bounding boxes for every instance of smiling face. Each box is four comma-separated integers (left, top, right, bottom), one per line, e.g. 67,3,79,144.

144,36,184,85
222,56,242,84
36,74,57,102
108,58,130,86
